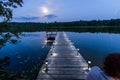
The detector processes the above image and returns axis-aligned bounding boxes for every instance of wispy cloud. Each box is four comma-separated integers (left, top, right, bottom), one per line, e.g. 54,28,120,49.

13,14,57,21
43,14,57,19
14,16,40,20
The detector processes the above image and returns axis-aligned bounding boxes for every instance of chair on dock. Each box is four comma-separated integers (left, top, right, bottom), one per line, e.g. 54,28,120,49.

45,28,57,44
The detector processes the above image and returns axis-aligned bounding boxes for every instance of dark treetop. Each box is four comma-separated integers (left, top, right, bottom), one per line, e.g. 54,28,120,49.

0,0,23,21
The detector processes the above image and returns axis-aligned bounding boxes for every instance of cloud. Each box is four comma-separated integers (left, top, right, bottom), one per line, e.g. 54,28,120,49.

14,16,40,20
13,14,57,21
43,14,57,19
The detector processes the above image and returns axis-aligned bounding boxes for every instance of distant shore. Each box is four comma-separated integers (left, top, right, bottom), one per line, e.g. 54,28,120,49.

0,19,120,33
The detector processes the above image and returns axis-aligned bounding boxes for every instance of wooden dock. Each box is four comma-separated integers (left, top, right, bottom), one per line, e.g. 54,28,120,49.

36,32,88,80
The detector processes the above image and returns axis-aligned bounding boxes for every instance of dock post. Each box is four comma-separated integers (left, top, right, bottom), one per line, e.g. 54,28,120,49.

77,48,79,55
88,60,91,71
45,60,48,72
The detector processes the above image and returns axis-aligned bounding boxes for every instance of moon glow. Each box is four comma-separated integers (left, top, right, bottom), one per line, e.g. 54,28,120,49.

41,7,49,14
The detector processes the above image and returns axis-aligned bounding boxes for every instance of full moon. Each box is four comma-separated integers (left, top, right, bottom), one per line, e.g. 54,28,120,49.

41,7,49,14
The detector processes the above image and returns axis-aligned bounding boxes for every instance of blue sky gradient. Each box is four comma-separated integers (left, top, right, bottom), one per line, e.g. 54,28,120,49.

12,0,120,22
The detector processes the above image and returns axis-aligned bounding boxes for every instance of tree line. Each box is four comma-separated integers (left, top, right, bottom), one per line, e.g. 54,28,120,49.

0,19,120,33
8,19,120,27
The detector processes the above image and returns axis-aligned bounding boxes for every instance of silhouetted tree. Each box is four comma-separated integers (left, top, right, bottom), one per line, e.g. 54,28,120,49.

0,0,23,21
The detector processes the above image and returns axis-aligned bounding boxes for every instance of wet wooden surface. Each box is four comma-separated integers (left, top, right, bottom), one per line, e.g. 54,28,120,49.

36,32,88,80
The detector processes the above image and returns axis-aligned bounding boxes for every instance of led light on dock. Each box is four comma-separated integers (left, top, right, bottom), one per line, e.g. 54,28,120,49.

77,48,79,51
77,48,80,55
45,40,48,43
88,61,91,64
52,53,57,57
88,67,91,71
45,61,48,65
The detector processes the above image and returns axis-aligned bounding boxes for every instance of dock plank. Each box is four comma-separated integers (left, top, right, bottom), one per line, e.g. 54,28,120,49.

36,32,88,80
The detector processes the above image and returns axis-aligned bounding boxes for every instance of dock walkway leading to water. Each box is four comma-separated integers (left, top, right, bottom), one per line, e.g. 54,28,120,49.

36,32,88,80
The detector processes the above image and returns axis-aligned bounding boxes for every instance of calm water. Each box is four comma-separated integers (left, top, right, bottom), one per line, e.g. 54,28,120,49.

0,31,120,79
0,32,51,79
67,32,120,67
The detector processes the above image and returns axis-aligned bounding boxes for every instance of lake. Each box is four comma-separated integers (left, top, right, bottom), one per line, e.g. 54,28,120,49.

0,31,120,79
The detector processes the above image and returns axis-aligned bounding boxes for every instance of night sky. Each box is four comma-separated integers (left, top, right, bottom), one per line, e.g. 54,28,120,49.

12,0,120,22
